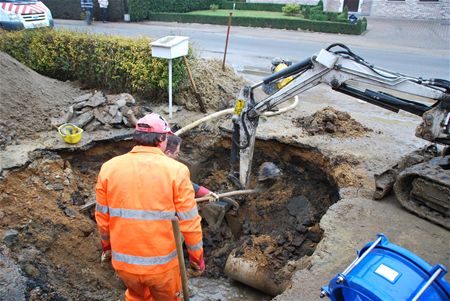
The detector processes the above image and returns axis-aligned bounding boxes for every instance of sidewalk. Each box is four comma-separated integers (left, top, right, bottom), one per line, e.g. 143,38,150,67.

364,17,449,52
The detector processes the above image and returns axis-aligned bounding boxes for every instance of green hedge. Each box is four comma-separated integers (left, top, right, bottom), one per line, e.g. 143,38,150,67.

220,2,284,12
0,29,187,98
148,13,367,35
42,0,125,21
129,0,222,20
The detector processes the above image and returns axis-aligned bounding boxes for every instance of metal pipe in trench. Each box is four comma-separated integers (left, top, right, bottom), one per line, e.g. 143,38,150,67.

224,250,289,296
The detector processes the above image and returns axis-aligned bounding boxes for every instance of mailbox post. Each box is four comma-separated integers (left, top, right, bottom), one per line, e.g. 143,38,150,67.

150,36,189,118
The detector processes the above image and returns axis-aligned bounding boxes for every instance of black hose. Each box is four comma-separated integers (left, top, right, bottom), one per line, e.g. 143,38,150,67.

231,111,251,150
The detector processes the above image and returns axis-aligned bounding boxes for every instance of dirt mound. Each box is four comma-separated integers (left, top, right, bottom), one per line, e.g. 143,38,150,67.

176,59,247,111
0,52,82,149
293,106,372,137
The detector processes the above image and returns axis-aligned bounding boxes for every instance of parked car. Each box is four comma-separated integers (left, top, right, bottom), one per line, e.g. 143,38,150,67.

0,0,53,30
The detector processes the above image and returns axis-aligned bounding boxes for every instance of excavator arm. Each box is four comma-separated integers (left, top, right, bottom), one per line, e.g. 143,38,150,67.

230,44,450,189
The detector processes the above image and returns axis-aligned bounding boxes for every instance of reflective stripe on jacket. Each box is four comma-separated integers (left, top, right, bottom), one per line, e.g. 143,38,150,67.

95,145,203,275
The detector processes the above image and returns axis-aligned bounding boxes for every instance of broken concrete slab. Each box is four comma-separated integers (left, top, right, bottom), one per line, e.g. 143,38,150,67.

84,120,102,132
93,108,107,124
84,91,106,108
110,112,123,125
108,105,119,117
50,106,74,128
0,128,134,174
71,111,94,128
73,93,92,103
73,100,87,110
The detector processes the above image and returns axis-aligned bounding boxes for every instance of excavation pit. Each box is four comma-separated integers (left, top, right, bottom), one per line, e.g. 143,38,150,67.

0,133,340,300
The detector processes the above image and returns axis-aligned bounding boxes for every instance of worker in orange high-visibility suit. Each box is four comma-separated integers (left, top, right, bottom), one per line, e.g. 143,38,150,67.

95,112,205,301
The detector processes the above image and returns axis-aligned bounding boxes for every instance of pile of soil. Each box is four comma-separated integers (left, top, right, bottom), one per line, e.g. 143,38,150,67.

0,52,82,149
0,52,245,150
293,106,372,137
175,59,247,111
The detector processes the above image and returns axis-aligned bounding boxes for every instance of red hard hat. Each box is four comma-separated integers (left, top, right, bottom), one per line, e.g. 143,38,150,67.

135,113,173,134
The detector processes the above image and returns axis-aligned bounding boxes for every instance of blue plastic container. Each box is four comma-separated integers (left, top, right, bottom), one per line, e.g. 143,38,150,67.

321,234,449,301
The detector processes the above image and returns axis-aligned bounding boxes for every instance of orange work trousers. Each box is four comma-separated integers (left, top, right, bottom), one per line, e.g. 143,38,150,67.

116,266,182,301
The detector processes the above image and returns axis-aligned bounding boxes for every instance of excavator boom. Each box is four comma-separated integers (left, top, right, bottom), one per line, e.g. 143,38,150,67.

229,44,450,228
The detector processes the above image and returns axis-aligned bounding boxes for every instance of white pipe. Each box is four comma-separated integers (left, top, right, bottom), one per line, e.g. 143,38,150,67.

175,96,299,136
263,95,299,117
175,108,234,136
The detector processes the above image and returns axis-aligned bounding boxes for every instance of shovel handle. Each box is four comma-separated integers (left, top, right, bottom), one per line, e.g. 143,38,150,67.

195,189,255,202
79,189,256,212
171,219,190,301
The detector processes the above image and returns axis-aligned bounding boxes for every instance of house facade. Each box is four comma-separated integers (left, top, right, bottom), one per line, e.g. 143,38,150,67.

247,0,449,20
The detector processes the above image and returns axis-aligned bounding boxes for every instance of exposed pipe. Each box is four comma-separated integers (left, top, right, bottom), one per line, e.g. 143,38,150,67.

175,96,299,136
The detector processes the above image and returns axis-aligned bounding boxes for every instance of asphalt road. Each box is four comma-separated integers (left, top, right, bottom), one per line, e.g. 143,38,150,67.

55,19,449,80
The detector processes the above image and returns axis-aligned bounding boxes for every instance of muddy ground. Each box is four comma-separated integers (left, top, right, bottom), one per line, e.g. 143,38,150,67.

1,50,449,301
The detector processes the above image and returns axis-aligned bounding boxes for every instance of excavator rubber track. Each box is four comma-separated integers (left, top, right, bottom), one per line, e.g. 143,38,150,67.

394,155,450,230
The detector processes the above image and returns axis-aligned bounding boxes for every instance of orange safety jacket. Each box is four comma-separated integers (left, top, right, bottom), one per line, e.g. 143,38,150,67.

95,145,203,275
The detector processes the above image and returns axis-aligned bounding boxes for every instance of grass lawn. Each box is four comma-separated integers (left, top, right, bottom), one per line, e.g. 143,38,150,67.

187,9,304,20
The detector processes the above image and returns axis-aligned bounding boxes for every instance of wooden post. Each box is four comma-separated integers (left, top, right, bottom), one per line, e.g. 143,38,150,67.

183,57,206,113
222,12,233,71
171,219,190,301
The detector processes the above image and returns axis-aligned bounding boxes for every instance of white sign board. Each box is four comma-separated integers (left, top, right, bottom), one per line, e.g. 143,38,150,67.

149,36,190,118
150,36,189,59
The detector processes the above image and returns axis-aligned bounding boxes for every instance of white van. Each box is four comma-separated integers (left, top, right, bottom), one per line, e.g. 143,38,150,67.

0,0,53,30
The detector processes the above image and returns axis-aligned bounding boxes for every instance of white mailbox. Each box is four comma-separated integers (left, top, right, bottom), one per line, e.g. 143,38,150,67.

150,36,189,59
150,36,189,118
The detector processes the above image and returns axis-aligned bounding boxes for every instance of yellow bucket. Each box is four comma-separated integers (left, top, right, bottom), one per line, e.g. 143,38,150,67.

58,123,83,144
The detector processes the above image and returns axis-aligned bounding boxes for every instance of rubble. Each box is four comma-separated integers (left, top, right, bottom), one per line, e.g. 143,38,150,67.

50,92,139,132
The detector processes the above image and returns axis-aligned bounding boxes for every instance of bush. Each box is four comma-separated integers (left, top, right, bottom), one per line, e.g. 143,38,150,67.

148,13,367,35
282,4,300,16
308,12,323,21
220,2,284,12
210,4,219,11
129,0,221,18
42,0,124,21
0,29,187,98
338,5,349,21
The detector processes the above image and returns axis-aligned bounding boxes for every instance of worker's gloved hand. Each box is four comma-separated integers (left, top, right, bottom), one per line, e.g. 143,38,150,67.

188,255,205,277
101,250,111,263
207,191,219,202
100,242,111,264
